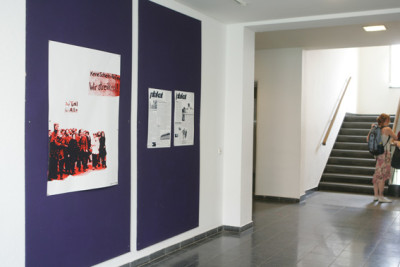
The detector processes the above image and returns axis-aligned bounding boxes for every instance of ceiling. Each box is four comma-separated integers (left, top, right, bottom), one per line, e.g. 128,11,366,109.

174,0,400,50
256,21,400,50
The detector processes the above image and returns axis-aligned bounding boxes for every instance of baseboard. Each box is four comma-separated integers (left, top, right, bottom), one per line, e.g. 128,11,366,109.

130,223,253,267
253,188,318,204
300,187,318,202
254,195,300,203
223,222,254,233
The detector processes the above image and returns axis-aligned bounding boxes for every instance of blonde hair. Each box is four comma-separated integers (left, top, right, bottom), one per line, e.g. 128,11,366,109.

377,113,390,127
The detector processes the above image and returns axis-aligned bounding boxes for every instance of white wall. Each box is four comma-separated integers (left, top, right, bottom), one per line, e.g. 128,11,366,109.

97,1,228,266
0,0,25,266
254,48,358,199
301,48,358,192
255,48,303,199
357,46,400,114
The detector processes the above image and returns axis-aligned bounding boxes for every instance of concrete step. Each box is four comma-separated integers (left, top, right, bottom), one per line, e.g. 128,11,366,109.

344,114,394,123
344,115,378,123
341,122,374,129
330,149,373,159
333,142,368,150
341,121,394,129
327,157,376,167
336,135,368,143
339,128,370,136
320,173,372,185
324,164,375,176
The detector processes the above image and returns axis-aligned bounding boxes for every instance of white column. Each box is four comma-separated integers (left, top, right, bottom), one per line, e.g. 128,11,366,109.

222,25,254,227
0,0,26,266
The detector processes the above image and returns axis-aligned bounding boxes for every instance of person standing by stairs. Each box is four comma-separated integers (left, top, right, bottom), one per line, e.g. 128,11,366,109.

368,113,398,203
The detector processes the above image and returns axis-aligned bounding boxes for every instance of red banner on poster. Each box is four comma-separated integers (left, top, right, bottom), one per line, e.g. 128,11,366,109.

89,71,120,96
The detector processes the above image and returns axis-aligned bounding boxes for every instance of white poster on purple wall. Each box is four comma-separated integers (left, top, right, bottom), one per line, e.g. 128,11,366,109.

147,88,172,148
47,40,120,196
174,91,194,146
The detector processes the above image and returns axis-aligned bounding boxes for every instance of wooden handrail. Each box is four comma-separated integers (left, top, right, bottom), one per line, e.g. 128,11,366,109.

322,77,352,146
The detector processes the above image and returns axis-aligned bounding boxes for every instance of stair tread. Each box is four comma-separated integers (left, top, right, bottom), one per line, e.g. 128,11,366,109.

333,147,368,150
319,182,374,188
345,113,393,116
332,148,372,156
326,164,375,169
339,127,371,132
342,122,375,124
332,149,370,152
335,142,368,144
337,134,368,137
329,156,374,161
322,173,372,178
331,149,373,156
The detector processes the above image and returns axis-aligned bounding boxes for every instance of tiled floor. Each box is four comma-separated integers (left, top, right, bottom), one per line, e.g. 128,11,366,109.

140,192,400,267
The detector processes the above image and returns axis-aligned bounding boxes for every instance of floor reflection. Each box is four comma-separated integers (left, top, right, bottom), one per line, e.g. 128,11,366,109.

140,191,400,267
392,169,400,185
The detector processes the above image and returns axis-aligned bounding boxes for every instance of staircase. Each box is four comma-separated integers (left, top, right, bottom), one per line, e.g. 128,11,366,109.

318,113,394,195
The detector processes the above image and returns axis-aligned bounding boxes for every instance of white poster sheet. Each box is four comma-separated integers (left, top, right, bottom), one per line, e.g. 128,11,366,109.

47,41,120,196
147,88,172,148
174,91,194,146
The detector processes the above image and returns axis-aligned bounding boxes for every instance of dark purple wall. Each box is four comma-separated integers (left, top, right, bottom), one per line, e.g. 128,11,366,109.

137,0,201,250
25,0,132,266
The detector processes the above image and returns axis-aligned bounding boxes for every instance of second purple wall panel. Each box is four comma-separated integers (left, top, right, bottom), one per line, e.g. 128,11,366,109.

137,0,201,250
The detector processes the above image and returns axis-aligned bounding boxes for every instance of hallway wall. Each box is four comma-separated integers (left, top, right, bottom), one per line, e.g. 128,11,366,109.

254,48,303,199
301,48,358,192
254,48,358,199
357,46,400,114
0,0,25,266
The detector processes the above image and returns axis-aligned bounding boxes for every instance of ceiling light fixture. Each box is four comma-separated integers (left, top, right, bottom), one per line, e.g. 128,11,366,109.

234,0,247,6
363,25,386,32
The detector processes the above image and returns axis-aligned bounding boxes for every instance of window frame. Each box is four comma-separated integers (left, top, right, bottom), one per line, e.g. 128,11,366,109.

389,44,400,88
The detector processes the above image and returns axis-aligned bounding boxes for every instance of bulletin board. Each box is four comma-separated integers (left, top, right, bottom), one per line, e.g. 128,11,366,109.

137,0,201,249
25,0,132,266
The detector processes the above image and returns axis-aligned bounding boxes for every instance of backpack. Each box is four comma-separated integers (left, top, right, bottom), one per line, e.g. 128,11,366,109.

368,125,389,156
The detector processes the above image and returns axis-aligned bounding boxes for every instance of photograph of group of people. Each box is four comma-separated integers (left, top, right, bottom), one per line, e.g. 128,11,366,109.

48,123,107,181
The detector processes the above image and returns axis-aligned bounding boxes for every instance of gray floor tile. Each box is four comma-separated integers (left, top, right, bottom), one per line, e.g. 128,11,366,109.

330,255,366,267
139,192,400,267
258,256,298,267
364,254,400,267
297,255,335,267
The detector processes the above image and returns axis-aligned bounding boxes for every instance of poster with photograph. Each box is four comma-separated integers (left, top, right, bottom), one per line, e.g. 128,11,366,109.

174,91,194,146
47,41,120,196
147,88,172,148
